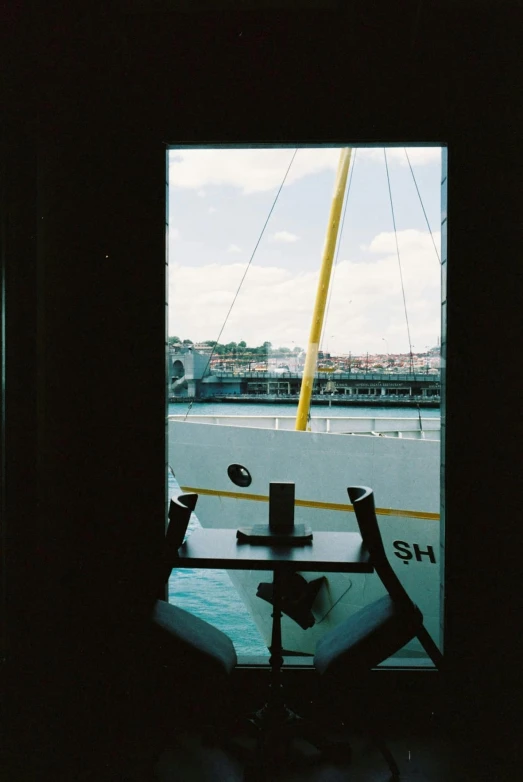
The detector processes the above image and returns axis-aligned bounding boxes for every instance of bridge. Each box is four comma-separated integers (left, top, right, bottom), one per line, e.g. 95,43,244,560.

169,350,440,406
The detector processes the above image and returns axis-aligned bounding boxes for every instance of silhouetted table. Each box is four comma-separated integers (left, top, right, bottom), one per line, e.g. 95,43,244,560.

177,527,372,745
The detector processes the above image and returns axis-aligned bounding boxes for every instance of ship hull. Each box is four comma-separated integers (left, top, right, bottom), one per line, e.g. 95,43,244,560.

168,417,441,658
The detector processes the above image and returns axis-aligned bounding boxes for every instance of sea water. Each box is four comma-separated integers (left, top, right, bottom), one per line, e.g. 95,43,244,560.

168,469,269,657
167,402,440,657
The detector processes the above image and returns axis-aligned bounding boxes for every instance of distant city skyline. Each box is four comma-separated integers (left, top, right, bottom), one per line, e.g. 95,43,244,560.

168,146,442,355
169,336,440,356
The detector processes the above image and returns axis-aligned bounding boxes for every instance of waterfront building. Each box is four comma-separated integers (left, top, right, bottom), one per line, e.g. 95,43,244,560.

168,348,440,405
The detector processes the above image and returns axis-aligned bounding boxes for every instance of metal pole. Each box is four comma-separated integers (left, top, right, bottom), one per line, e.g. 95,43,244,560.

295,148,352,431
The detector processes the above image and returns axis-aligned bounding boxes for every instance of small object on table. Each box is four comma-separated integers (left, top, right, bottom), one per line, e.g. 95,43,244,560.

237,481,313,544
269,481,295,533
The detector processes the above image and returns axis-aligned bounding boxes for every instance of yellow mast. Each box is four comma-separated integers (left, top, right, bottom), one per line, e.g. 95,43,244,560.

295,147,352,431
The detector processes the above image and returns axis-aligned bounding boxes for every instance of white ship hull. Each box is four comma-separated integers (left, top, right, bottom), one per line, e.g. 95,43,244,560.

168,415,441,658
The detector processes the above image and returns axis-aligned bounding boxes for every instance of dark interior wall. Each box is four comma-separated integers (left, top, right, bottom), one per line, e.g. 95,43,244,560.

3,7,169,755
3,1,522,762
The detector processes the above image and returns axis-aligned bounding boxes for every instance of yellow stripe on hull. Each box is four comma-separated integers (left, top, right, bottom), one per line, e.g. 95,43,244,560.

179,485,440,521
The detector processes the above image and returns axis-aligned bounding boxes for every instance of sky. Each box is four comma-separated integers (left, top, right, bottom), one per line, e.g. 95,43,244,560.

168,146,443,356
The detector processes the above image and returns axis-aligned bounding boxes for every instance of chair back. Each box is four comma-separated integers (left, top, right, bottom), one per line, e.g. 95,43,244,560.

348,486,413,607
163,493,198,583
348,486,444,667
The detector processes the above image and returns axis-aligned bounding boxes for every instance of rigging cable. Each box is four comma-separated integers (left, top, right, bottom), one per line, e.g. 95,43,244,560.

384,148,415,374
315,580,353,624
183,148,299,420
404,148,442,265
417,403,423,432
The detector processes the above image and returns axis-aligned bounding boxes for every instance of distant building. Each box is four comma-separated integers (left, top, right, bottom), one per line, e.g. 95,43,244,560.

193,342,214,353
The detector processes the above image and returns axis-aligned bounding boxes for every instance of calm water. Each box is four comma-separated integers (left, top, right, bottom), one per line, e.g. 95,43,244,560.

167,402,440,657
168,468,269,657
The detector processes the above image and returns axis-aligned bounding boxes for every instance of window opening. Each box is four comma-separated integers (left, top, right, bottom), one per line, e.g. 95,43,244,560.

167,145,445,666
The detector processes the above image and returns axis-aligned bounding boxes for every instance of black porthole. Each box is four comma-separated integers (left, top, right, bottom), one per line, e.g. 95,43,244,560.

228,464,252,488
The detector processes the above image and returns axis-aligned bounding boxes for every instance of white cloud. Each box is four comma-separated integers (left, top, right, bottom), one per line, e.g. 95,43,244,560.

197,189,206,198
270,231,299,243
368,228,441,259
170,227,181,240
227,244,242,254
169,148,339,193
208,206,217,214
169,229,441,354
168,147,440,194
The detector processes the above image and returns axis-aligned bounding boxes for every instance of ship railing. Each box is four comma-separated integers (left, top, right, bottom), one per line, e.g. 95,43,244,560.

168,414,440,437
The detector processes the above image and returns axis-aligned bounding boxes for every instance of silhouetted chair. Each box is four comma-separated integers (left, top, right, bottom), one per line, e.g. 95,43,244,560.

148,494,237,741
312,486,443,779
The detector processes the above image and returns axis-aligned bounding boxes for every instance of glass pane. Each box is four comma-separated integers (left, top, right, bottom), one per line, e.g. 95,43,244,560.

167,145,444,665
